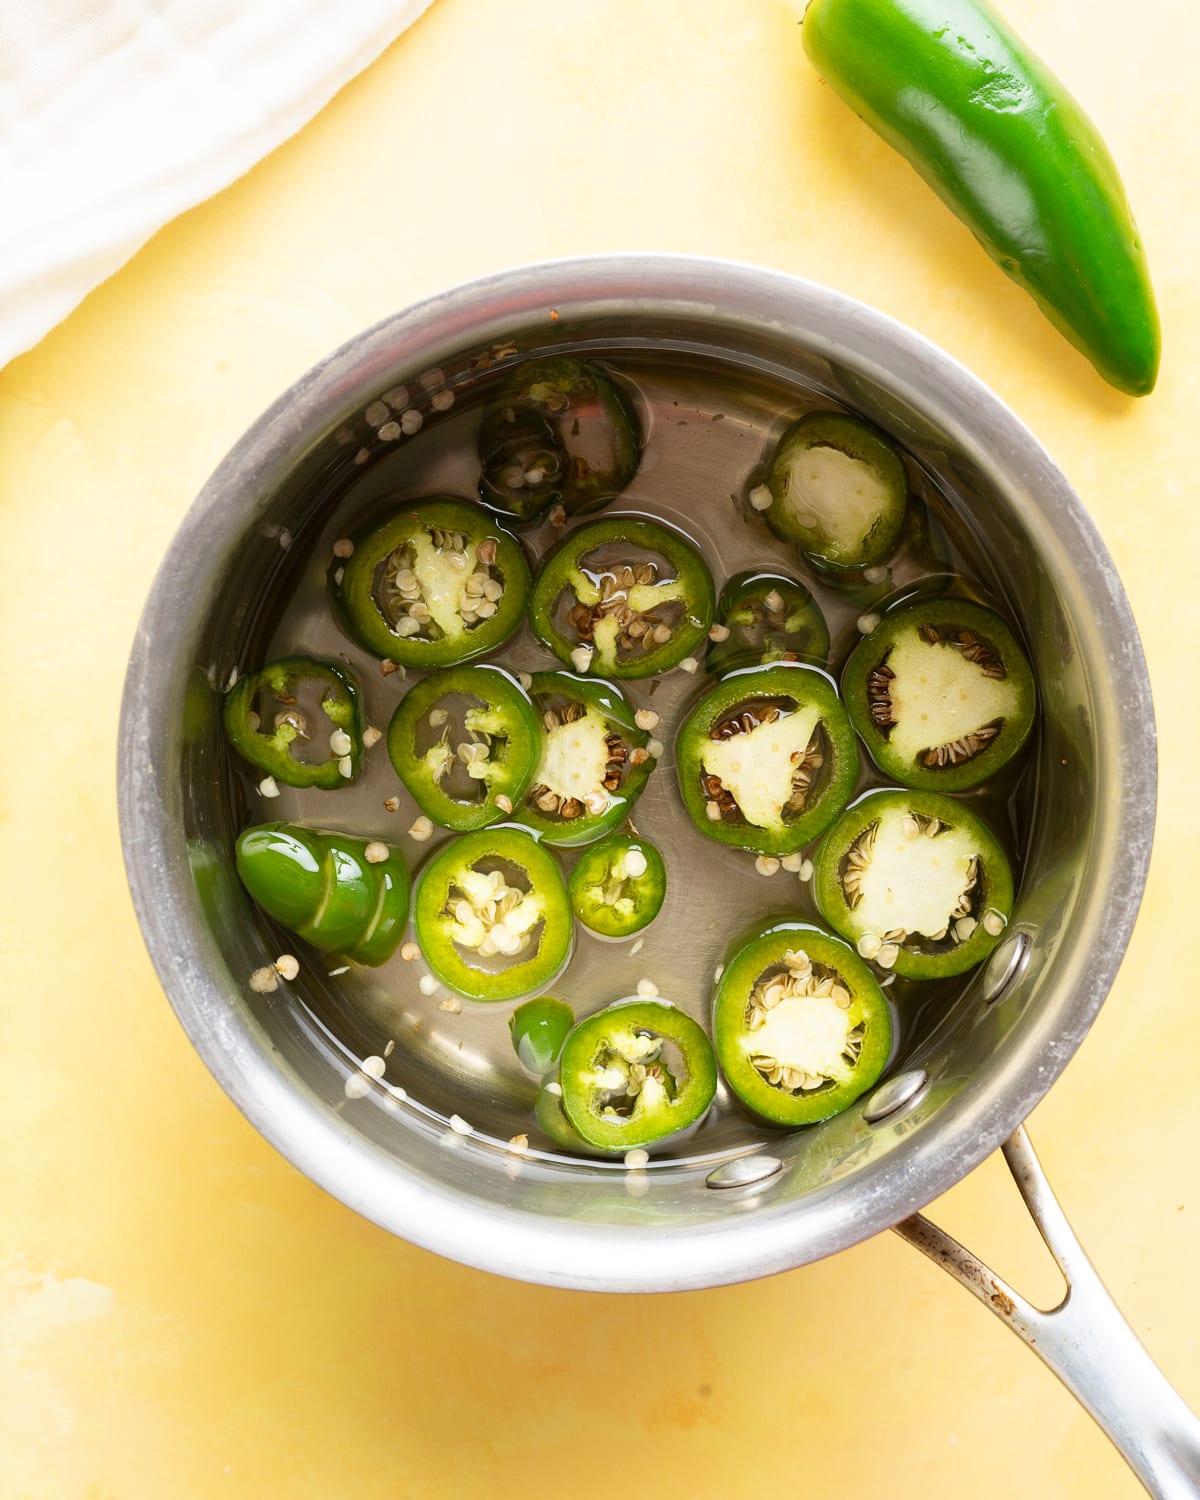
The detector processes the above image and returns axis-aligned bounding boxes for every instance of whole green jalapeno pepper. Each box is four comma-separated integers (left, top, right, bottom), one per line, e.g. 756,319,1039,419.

224,656,364,790
842,596,1035,792
332,498,530,667
386,664,541,831
568,834,666,939
802,0,1161,396
236,823,410,966
531,515,715,679
713,919,892,1127
413,826,573,1002
478,357,642,523
676,662,859,856
812,788,1015,979
557,999,717,1154
517,671,655,846
707,570,831,675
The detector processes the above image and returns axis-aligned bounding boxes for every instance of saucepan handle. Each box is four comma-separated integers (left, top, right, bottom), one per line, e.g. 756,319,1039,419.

894,1127,1200,1500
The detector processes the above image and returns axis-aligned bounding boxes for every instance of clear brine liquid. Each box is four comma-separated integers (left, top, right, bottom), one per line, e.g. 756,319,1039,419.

229,349,1034,1165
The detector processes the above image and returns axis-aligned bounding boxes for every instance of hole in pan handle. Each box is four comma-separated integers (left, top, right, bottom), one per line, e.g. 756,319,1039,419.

893,1127,1200,1500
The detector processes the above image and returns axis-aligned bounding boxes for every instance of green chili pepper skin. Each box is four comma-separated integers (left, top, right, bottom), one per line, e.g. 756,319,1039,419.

413,827,573,1002
534,1082,608,1155
676,663,859,856
558,1000,717,1153
843,596,1035,792
386,664,541,831
235,823,410,966
478,358,642,523
332,498,530,667
510,997,575,1074
516,672,655,847
812,789,1014,979
713,919,892,1126
531,516,715,679
568,834,666,939
224,657,364,790
802,0,1160,396
707,571,831,675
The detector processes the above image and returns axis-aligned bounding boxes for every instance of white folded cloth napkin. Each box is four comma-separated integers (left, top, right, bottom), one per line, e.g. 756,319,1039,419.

0,0,435,369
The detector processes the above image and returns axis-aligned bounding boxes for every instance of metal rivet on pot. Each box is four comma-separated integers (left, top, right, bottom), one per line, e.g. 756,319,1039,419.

705,1154,783,1191
863,1069,929,1124
982,930,1032,1004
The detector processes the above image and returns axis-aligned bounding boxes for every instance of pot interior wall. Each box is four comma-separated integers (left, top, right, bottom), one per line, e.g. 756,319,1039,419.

125,267,1147,1289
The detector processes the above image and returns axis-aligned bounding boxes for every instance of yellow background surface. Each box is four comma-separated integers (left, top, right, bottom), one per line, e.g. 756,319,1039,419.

3,1,1198,1496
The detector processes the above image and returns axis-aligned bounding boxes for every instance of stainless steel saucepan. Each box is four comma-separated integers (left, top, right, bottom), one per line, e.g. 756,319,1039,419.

117,256,1200,1498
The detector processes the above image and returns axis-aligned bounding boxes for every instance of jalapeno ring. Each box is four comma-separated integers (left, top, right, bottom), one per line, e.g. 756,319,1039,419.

676,662,859,855
333,498,530,667
558,999,717,1153
413,827,573,1002
568,834,666,939
515,671,655,846
530,515,714,679
707,570,830,675
386,664,540,831
224,656,364,790
478,357,642,523
713,919,892,1126
812,788,1015,979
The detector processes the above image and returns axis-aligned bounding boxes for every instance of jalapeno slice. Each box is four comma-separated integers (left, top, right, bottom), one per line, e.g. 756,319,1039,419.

509,997,575,1074
235,822,410,966
413,827,573,1001
516,672,654,846
224,656,363,790
333,498,530,667
713,919,891,1126
478,357,642,523
558,1000,717,1153
676,663,859,856
760,412,908,572
568,834,666,939
812,789,1015,980
531,516,714,679
534,1081,608,1156
386,665,540,831
707,570,830,675
843,597,1036,792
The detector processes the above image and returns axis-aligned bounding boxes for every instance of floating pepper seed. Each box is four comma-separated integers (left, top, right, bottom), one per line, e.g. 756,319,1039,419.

274,953,300,980
362,1055,387,1079
400,942,420,962
409,816,434,841
249,966,278,993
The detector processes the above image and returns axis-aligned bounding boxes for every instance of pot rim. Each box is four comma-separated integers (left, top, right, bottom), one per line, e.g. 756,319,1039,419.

118,253,1155,1290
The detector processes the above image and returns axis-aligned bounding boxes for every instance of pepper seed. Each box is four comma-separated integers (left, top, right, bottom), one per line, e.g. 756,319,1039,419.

408,816,434,841
329,728,353,756
274,953,300,981
337,755,354,778
448,1114,472,1136
418,974,439,996
364,841,388,865
362,1055,387,1079
624,1148,650,1169
363,725,382,749
332,538,354,558
438,995,464,1014
400,942,420,962
634,708,659,732
249,965,278,994
749,484,772,511
400,409,423,435
636,978,659,998
258,776,280,799
384,796,401,813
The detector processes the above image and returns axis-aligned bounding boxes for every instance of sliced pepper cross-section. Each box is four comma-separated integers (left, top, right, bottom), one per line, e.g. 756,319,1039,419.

386,664,540,831
713,919,892,1127
843,596,1036,791
478,357,643,523
517,671,655,846
413,827,573,1001
224,656,364,789
332,497,530,667
759,411,908,572
812,789,1015,979
558,999,717,1154
707,570,831,675
531,515,715,679
236,823,410,966
568,833,666,938
676,663,859,855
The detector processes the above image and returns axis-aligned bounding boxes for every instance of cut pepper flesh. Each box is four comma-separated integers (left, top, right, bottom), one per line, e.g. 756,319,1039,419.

558,1000,716,1153
812,789,1015,979
712,920,891,1126
224,656,363,790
